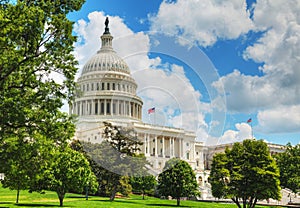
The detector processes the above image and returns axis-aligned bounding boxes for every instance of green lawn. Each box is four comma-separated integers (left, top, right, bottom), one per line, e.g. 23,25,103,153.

0,185,279,208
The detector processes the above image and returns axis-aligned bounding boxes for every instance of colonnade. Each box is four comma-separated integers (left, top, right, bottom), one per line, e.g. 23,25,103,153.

142,134,188,159
73,99,142,119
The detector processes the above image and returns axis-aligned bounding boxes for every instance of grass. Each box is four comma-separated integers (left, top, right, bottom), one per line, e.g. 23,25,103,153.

0,185,280,208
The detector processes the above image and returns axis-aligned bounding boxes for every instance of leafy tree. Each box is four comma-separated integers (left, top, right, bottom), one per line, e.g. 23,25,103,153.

131,174,157,199
209,139,281,208
0,134,52,203
44,146,97,207
0,0,85,202
0,0,84,141
157,158,198,206
81,122,146,201
275,143,300,194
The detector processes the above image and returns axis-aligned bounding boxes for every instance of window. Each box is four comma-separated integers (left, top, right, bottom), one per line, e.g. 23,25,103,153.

101,102,104,114
112,83,115,90
107,83,110,90
101,83,104,90
95,103,98,114
91,83,94,91
186,152,190,160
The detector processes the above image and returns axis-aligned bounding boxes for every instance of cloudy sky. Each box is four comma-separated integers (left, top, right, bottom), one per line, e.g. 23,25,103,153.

68,0,300,145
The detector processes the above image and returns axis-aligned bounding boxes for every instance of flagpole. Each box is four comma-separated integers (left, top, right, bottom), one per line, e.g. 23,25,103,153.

247,118,253,139
251,121,253,139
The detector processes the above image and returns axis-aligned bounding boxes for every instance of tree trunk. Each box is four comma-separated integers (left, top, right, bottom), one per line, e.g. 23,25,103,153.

58,192,65,207
231,197,241,208
142,190,145,200
177,197,180,206
242,197,247,208
250,198,258,208
110,185,117,201
16,188,20,204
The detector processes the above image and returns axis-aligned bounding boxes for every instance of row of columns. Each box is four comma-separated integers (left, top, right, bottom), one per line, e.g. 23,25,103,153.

143,134,186,159
73,99,142,119
80,81,136,94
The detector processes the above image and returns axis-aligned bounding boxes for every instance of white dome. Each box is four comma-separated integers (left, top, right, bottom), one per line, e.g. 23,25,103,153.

73,19,143,123
81,49,130,75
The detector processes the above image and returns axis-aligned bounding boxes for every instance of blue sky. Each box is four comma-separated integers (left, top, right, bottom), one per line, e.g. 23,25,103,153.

68,0,300,145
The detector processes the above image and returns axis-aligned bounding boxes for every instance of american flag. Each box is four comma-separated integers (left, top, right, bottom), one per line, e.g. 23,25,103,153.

148,107,155,114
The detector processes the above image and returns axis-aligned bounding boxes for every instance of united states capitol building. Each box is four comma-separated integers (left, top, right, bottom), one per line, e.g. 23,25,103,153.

71,19,286,199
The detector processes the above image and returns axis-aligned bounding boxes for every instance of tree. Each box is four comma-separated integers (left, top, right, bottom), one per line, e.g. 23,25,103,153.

131,174,157,199
157,158,198,206
44,146,97,207
0,0,84,142
81,122,146,201
275,143,300,194
0,0,85,202
209,139,281,208
0,135,52,203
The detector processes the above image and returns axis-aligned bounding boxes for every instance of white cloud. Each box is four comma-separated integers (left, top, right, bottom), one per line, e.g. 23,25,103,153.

257,105,300,134
150,0,253,47
218,122,252,144
211,0,300,135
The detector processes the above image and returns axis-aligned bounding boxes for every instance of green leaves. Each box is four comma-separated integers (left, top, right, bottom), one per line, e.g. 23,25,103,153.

0,0,84,142
157,158,198,206
275,143,300,194
210,139,281,208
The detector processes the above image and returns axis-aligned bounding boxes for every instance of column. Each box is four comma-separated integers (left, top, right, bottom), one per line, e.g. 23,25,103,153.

104,99,107,115
179,138,182,158
162,136,165,157
110,100,113,115
91,99,94,115
126,102,133,116
155,136,158,156
172,137,175,157
144,134,147,155
147,134,150,156
117,100,119,115
86,100,88,115
123,101,126,116
169,137,172,157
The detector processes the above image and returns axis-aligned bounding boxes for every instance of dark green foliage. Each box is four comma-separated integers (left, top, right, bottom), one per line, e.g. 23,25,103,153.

43,146,98,207
0,0,84,140
275,143,300,194
0,1,87,205
209,139,281,208
80,122,148,201
157,158,199,206
130,174,157,199
0,135,52,203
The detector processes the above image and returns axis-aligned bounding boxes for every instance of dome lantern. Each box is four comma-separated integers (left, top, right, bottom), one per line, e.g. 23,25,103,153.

100,17,113,52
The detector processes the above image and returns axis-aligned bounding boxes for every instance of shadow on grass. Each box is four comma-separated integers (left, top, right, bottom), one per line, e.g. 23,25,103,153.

88,199,143,204
146,204,190,207
15,203,59,207
66,195,86,199
0,201,13,208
